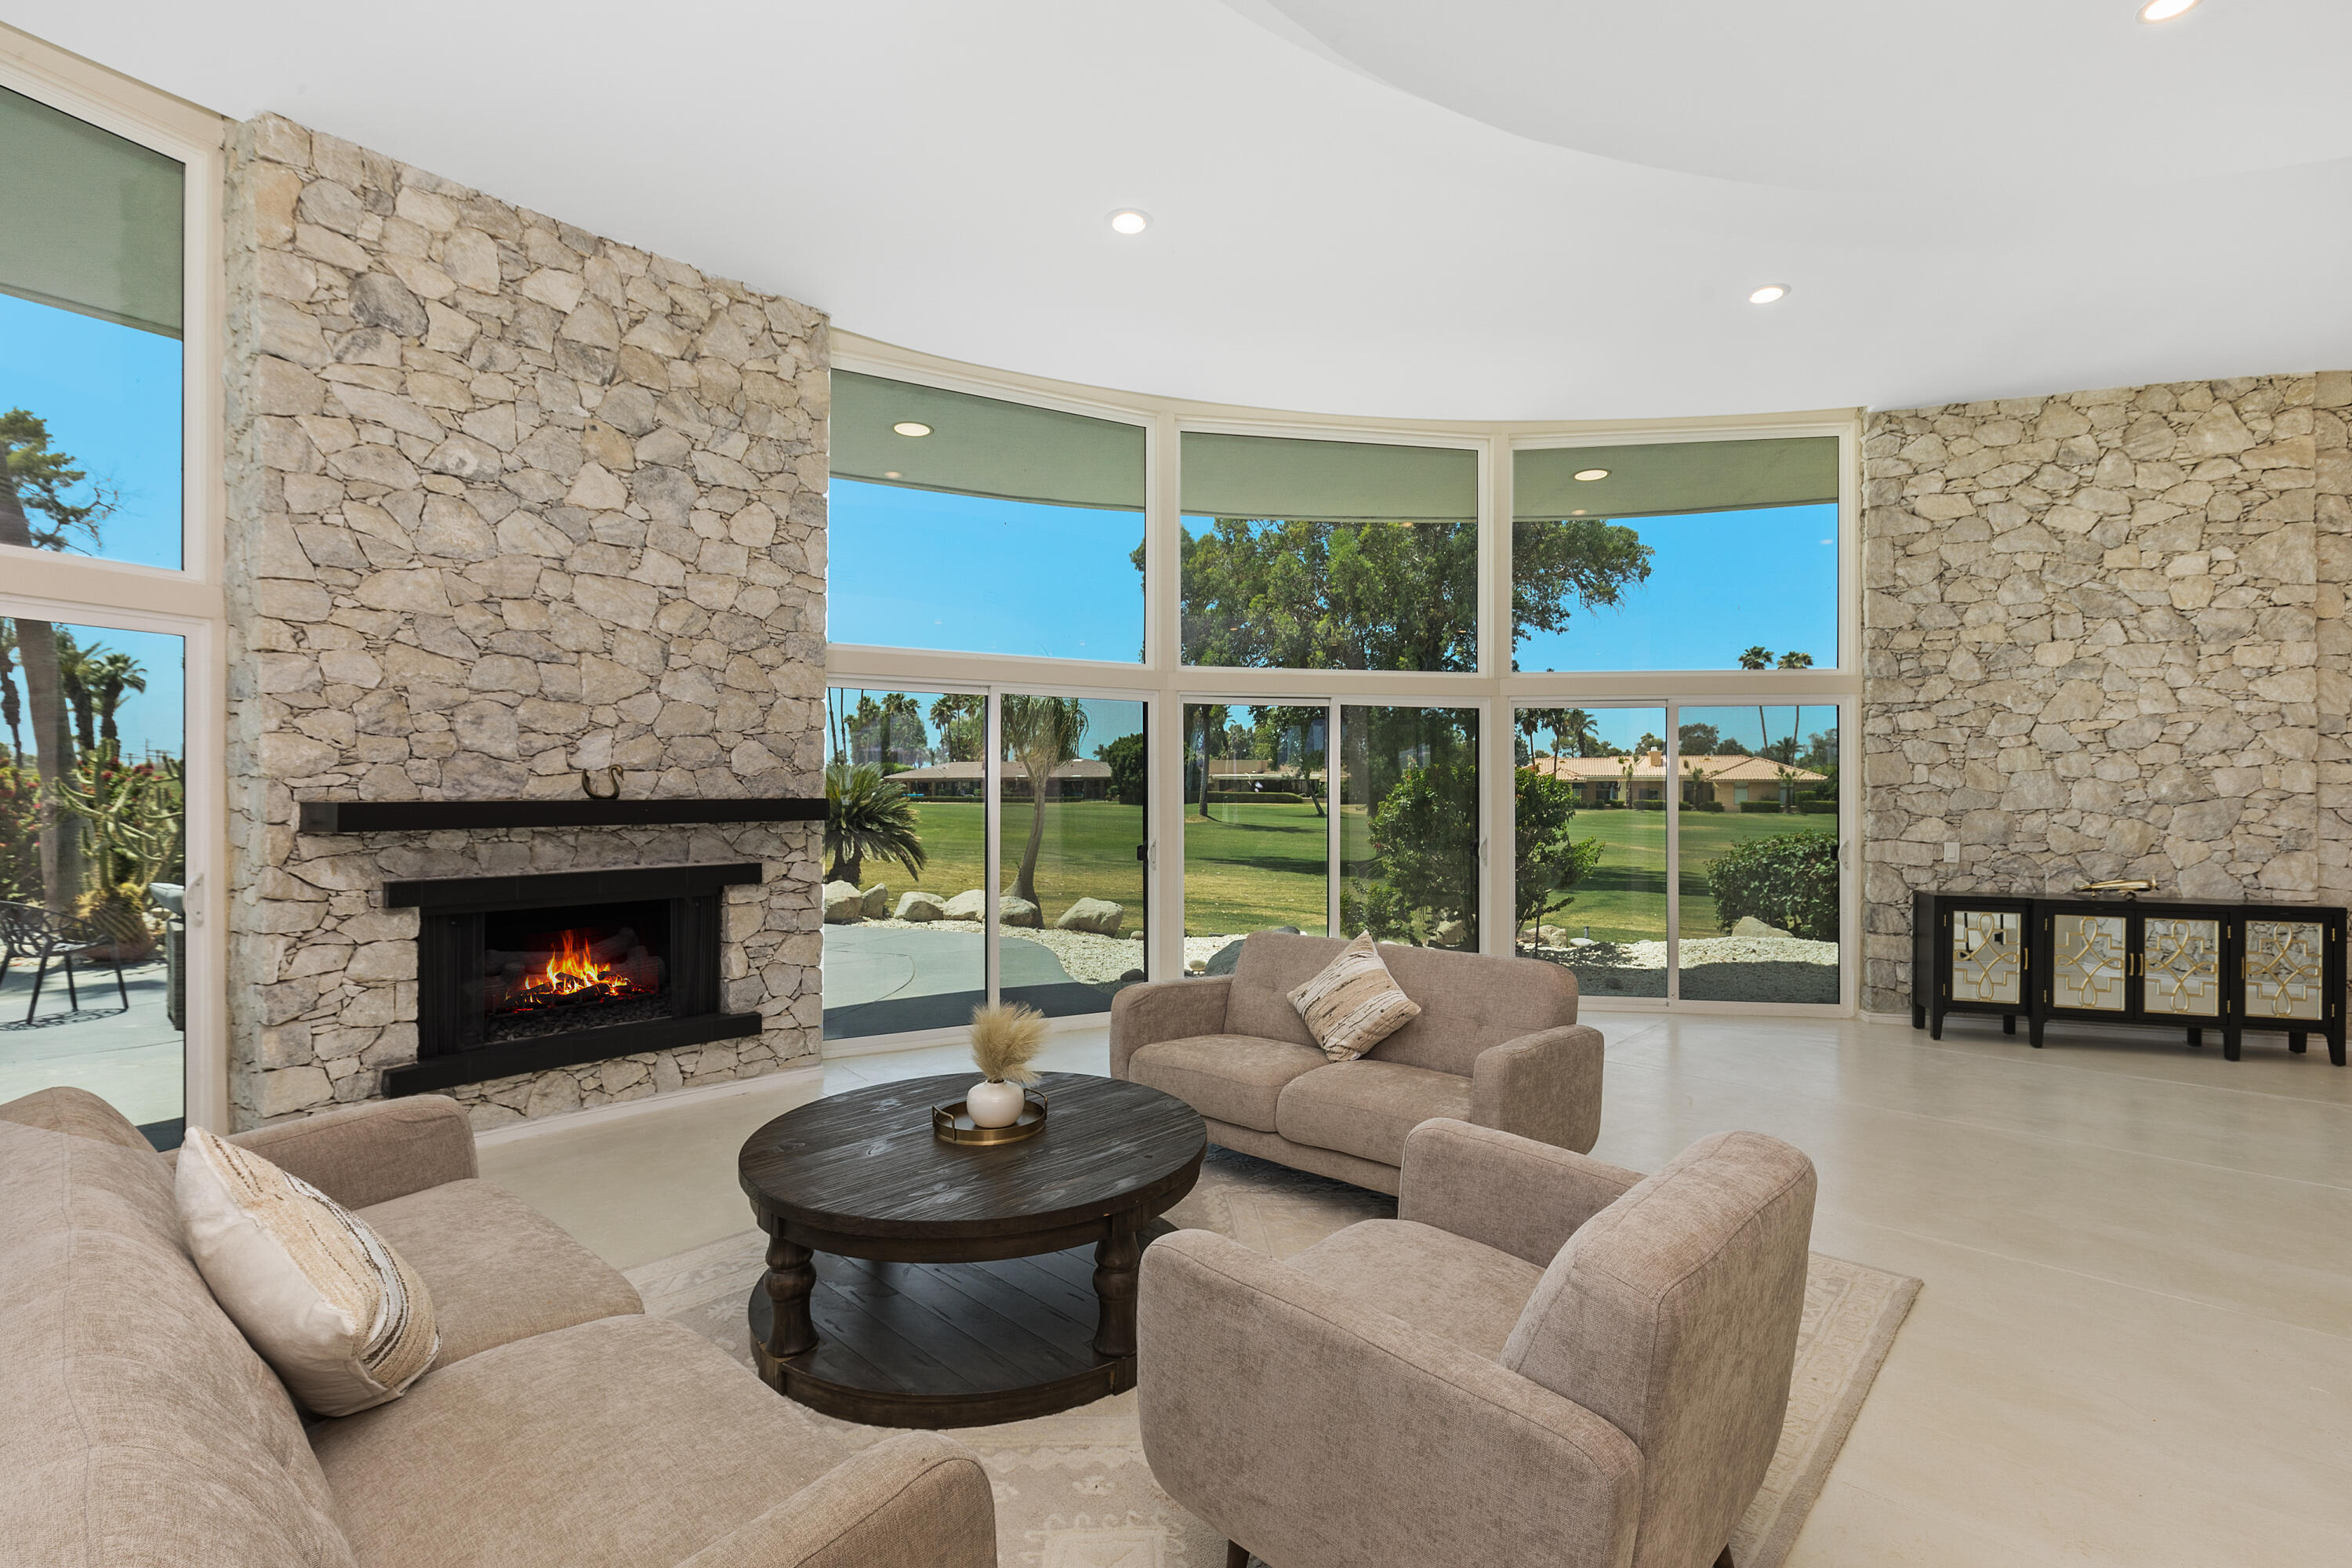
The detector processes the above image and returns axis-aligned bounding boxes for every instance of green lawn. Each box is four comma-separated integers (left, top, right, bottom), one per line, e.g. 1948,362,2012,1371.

853,797,1832,944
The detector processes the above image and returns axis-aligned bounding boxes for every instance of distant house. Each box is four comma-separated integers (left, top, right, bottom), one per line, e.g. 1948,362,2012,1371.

887,757,1115,801
1529,751,1828,809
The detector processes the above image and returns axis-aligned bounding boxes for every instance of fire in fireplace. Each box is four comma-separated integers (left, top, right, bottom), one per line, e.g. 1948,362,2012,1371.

384,864,764,1095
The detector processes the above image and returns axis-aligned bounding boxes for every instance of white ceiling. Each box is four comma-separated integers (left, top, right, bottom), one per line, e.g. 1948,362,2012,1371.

19,1,2352,421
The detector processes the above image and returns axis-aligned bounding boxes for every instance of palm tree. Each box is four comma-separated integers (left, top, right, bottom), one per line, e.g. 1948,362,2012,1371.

55,633,101,753
927,693,984,763
1002,695,1088,903
2,412,113,908
88,651,146,750
1559,707,1600,759
872,692,921,771
823,760,926,887
1738,645,1772,762
1773,652,1813,763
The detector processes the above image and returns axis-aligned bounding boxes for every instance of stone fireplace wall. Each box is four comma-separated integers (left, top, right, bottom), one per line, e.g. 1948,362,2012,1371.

1860,372,2352,1015
222,114,827,1129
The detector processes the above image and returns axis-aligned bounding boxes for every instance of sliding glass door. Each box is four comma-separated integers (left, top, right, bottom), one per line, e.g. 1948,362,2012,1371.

822,685,1149,1043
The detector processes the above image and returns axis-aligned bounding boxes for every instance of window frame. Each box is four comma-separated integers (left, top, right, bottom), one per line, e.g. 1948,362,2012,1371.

0,28,228,1127
827,336,1861,1039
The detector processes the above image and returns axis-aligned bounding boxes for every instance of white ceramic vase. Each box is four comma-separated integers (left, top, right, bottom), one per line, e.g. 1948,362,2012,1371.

966,1077,1026,1128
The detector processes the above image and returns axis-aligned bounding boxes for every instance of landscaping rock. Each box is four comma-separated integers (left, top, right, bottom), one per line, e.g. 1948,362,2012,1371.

1000,896,1042,928
1732,916,1793,938
1055,897,1125,936
1538,925,1570,947
822,882,864,924
942,890,987,921
860,884,890,918
1431,920,1467,948
895,891,946,922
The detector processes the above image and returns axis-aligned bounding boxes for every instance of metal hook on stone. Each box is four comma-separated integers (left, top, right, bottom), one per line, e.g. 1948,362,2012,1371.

580,766,622,800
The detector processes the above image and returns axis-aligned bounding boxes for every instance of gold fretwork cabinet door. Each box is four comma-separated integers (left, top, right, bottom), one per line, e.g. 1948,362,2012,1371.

2034,906,2136,1047
1914,893,2032,1040
2228,911,2347,1065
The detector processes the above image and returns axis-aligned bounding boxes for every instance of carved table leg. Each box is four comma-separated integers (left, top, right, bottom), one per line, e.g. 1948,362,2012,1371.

1093,1210,1142,1358
762,1232,818,1359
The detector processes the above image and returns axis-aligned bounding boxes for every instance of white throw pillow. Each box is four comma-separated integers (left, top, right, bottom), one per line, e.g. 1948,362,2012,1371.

1287,933,1423,1062
175,1126,440,1416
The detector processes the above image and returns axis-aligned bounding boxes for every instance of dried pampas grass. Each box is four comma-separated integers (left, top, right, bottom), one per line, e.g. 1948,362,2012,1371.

969,1002,1047,1085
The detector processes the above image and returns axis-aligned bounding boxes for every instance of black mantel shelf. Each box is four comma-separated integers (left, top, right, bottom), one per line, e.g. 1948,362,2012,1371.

296,798,825,833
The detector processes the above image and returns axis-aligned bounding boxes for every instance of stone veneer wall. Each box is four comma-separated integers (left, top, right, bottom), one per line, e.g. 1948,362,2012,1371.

1860,372,2352,1014
222,114,827,1129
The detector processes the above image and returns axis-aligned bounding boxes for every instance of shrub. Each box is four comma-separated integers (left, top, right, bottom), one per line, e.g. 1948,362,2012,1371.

1706,831,1838,941
1207,791,1306,805
1737,801,1785,814
1798,801,1838,815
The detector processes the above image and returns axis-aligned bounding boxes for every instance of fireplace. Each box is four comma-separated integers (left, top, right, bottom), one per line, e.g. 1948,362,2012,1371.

383,863,765,1095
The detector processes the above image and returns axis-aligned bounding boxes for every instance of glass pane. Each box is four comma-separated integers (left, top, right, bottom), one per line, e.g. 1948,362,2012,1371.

1339,706,1478,949
1179,433,1477,670
1949,909,2024,1007
997,696,1148,1018
2143,916,2222,1018
1517,707,1668,997
0,617,185,1142
819,688,986,1041
2244,920,2326,1022
1184,703,1330,974
0,88,185,573
2051,913,2129,1013
1513,438,1837,673
1673,705,1841,1004
826,372,1144,660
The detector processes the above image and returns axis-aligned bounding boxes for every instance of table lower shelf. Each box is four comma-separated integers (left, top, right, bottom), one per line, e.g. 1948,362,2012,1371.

748,1223,1174,1428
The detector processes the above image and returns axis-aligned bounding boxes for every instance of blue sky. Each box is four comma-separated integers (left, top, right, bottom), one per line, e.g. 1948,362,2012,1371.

830,477,1835,674
2,294,186,758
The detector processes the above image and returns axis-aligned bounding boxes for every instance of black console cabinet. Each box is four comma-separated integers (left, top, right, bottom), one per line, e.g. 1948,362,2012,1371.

1913,891,2345,1065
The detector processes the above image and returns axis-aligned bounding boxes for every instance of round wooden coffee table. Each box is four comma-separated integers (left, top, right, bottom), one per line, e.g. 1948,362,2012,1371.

738,1070,1206,1427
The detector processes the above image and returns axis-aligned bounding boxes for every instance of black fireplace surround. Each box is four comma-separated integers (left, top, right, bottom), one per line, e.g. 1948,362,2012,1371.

382,862,764,1095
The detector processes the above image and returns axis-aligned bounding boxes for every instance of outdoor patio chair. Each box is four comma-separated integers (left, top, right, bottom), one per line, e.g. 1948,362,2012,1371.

0,901,132,1023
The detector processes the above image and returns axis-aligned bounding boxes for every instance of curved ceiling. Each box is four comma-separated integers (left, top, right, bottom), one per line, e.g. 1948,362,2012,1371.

11,2,2351,422
1253,0,2352,193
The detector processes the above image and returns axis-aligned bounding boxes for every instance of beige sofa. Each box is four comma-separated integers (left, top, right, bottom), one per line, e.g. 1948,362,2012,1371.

1138,1118,1817,1568
0,1086,994,1568
1112,931,1602,1194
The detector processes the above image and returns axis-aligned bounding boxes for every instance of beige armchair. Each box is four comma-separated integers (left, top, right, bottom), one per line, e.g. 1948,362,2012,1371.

1112,931,1603,1194
1137,1118,1816,1568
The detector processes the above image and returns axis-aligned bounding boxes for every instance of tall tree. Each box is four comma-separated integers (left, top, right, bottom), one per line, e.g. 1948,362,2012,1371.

1738,644,1772,763
56,633,100,754
1000,695,1088,904
1,411,113,907
1558,708,1600,759
88,652,147,750
1145,514,1650,672
927,693,985,763
0,623,23,765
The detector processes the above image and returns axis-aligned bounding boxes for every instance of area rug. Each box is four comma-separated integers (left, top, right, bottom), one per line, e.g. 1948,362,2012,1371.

630,1148,1919,1568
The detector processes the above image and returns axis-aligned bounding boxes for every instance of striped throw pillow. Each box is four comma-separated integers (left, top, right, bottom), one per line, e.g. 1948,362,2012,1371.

176,1126,440,1416
1287,933,1423,1062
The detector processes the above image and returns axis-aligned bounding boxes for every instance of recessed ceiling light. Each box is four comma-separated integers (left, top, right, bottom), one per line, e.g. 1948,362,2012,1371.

891,421,931,437
1748,285,1789,305
883,470,902,479
1109,209,1150,235
2138,0,2200,20
1573,468,1610,482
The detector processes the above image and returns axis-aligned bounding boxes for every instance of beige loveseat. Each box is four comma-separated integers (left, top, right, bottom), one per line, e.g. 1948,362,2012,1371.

1111,931,1602,1193
1138,1119,1817,1568
0,1086,993,1568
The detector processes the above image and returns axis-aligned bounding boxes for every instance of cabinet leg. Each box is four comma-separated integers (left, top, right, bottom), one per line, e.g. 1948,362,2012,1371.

2187,1027,2202,1048
2288,1030,2307,1054
2028,1016,2045,1048
2329,1029,2346,1068
2223,1027,2242,1062
1929,1008,1944,1040
2002,1014,2016,1036
1912,1004,1926,1030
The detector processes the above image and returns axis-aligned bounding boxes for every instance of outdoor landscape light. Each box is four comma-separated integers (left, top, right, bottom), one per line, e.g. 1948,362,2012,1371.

1109,209,1150,234
1573,468,1610,481
2138,0,2200,20
891,421,932,437
1748,285,1789,304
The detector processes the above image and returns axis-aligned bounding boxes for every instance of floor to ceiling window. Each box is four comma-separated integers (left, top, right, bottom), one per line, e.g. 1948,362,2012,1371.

0,60,224,1139
826,339,1855,1042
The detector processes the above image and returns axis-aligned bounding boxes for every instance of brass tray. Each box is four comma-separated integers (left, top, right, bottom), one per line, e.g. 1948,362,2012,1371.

931,1087,1050,1145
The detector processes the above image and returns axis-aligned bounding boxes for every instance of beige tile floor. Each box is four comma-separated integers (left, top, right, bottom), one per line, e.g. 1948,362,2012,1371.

480,1012,2352,1566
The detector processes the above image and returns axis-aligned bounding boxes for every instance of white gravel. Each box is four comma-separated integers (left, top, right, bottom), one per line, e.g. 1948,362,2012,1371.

855,917,1151,987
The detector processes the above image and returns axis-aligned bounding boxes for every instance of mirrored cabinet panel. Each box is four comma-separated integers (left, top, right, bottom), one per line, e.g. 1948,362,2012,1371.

2140,916,2223,1019
2049,913,2129,1014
